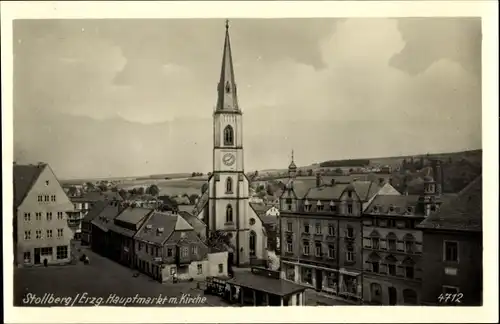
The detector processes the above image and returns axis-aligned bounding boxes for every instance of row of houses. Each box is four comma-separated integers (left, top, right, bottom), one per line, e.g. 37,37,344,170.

83,201,229,282
279,159,482,306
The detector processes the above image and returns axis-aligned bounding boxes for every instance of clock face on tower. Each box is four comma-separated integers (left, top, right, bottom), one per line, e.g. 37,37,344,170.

222,153,236,166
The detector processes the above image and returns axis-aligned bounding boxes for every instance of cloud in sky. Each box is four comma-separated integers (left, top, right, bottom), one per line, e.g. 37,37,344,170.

13,18,482,179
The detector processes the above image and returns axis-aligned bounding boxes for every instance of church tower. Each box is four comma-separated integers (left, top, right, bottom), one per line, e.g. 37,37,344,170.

206,20,256,266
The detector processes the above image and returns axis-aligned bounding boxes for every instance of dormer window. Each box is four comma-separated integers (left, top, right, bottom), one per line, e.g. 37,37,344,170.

304,199,311,212
348,191,352,198
316,201,324,211
406,207,413,213
389,206,395,213
225,81,231,93
373,206,379,213
146,224,152,231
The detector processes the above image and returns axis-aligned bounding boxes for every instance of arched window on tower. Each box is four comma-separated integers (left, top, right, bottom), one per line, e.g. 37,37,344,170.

226,204,233,223
226,177,233,193
225,81,231,93
224,125,234,146
249,230,256,256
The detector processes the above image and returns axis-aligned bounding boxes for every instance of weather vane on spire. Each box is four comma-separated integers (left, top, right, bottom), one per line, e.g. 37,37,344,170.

225,19,229,30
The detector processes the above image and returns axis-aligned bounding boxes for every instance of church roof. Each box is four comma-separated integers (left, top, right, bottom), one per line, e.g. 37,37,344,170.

216,20,239,113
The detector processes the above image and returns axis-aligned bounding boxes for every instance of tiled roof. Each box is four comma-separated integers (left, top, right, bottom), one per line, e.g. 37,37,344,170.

249,203,270,217
304,180,381,202
135,211,194,245
82,200,107,223
178,211,206,232
115,207,153,226
260,215,278,225
227,271,305,297
193,190,209,215
365,195,423,216
13,164,46,208
90,203,121,232
418,176,482,232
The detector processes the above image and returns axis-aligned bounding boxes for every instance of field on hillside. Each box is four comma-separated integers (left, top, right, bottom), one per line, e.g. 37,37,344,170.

116,178,206,197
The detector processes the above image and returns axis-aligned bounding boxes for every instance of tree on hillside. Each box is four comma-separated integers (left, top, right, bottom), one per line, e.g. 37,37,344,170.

68,186,78,196
307,169,313,176
192,172,197,177
136,187,145,195
118,189,128,200
98,183,108,192
335,167,343,175
147,184,160,196
85,182,96,191
111,186,118,192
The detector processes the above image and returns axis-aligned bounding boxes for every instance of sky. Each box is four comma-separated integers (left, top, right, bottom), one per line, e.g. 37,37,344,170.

13,18,482,179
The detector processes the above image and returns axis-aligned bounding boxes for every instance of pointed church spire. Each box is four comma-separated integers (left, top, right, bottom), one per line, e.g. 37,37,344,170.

216,19,239,113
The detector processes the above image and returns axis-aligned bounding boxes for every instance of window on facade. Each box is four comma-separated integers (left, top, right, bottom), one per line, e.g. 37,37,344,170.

372,262,380,273
388,264,396,276
35,230,42,239
24,252,31,263
405,266,414,279
347,204,353,214
57,228,63,237
315,223,321,234
285,265,295,281
304,223,310,233
372,238,380,249
346,251,354,262
328,225,335,236
46,212,52,221
330,205,337,212
305,204,312,212
388,239,397,251
317,204,324,211
301,268,313,285
146,245,149,253
303,241,310,255
38,195,43,202
249,231,256,256
46,230,52,238
346,227,354,238
287,222,293,232
226,178,233,193
286,240,293,253
223,125,234,146
35,212,41,220
405,241,414,253
315,242,322,256
192,246,198,255
41,247,52,255
197,264,203,275
56,246,68,259
348,191,352,198
226,204,233,223
327,272,338,289
444,241,458,262
44,195,49,202
328,245,335,259
24,213,31,221
57,212,64,219
167,248,173,257
181,247,189,257
51,195,56,202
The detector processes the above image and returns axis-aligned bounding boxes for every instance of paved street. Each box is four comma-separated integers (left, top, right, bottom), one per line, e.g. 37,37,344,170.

14,243,230,307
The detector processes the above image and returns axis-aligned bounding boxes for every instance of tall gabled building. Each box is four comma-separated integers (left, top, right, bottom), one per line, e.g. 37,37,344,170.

13,163,74,267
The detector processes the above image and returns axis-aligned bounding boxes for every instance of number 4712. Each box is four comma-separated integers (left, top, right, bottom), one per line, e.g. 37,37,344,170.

438,293,463,304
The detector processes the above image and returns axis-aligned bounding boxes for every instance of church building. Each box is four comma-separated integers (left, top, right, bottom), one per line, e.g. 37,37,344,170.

195,21,268,267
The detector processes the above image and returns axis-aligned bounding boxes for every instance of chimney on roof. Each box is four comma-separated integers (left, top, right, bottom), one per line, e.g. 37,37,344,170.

434,160,443,195
316,173,322,187
330,179,336,186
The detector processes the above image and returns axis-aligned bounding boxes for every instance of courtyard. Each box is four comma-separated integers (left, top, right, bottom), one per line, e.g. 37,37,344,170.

14,243,230,307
